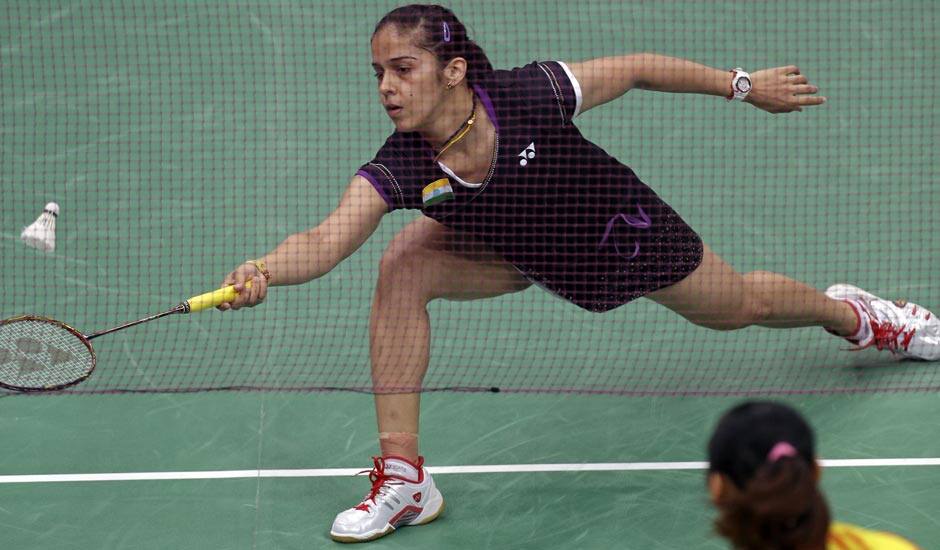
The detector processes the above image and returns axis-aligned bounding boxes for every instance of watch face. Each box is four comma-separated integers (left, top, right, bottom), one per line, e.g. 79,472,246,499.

736,76,752,93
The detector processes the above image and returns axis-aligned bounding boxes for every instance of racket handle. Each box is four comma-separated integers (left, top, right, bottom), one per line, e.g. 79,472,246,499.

185,280,253,313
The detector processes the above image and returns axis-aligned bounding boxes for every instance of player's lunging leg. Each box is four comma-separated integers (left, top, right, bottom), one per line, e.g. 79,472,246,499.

330,217,530,543
647,244,940,358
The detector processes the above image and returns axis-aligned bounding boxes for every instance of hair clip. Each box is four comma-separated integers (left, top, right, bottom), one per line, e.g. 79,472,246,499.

442,21,451,42
767,442,798,463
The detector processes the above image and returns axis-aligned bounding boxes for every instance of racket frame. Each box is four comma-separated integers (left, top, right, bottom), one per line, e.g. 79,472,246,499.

0,315,97,392
1,282,246,392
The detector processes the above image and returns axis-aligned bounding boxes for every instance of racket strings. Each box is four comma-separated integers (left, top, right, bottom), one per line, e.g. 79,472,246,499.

0,318,94,390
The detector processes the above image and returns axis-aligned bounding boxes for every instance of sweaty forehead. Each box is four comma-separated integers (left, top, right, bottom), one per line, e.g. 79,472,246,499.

370,25,429,64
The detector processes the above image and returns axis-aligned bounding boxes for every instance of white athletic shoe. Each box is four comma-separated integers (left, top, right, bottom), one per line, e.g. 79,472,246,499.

825,284,940,360
330,456,445,543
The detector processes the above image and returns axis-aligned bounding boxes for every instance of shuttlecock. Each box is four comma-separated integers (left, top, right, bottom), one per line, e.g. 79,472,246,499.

20,202,59,252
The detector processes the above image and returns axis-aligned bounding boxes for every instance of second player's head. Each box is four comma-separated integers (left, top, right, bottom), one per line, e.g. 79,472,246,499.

707,401,831,550
371,4,492,133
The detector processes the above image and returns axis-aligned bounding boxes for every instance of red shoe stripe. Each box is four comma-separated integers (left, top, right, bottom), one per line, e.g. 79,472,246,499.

390,505,424,526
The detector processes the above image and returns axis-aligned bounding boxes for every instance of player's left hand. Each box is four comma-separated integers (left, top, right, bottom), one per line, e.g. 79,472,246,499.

747,65,827,114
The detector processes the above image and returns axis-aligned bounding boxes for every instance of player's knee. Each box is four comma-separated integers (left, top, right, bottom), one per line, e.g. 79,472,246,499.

704,294,770,331
376,242,437,303
378,250,420,292
691,315,752,331
686,283,771,331
743,271,775,324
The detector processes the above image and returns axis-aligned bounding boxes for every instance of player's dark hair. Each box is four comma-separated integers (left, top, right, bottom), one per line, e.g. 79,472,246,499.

374,4,494,84
707,401,831,550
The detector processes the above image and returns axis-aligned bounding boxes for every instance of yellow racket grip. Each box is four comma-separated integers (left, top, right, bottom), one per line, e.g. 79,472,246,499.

185,280,253,313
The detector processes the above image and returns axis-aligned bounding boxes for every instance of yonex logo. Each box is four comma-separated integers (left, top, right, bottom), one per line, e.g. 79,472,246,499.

0,337,74,375
518,142,536,166
384,463,408,475
412,492,422,503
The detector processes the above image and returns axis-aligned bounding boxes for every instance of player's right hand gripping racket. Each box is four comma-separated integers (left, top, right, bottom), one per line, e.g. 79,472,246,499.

0,283,252,392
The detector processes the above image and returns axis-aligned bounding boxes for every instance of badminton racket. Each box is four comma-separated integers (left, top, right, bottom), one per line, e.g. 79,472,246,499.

0,282,252,392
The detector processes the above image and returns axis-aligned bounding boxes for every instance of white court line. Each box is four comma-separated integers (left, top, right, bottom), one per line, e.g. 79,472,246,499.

1,459,939,484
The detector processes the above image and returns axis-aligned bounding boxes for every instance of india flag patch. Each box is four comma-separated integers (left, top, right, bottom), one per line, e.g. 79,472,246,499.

422,178,455,207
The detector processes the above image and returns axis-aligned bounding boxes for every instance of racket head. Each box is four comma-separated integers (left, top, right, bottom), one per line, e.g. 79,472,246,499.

0,316,96,392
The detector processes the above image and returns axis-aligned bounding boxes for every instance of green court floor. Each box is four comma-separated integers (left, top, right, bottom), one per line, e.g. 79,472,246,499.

1,392,938,549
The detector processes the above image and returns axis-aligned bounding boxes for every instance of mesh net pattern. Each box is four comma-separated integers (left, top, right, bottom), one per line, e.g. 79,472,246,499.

2,1,938,395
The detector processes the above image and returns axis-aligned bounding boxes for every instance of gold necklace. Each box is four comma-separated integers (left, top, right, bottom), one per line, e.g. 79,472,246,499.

433,93,477,162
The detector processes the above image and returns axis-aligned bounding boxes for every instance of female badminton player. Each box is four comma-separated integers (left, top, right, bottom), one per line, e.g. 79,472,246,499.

218,4,940,542
707,401,921,549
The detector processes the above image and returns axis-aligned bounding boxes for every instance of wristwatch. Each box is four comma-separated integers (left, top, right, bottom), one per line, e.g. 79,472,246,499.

727,68,752,101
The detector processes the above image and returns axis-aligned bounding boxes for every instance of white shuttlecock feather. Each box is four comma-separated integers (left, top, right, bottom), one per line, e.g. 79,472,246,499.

20,202,59,252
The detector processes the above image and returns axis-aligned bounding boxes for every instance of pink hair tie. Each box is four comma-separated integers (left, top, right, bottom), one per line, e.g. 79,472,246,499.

767,442,798,463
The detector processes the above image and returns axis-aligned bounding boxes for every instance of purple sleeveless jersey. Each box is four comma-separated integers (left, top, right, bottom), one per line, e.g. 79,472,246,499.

357,61,703,312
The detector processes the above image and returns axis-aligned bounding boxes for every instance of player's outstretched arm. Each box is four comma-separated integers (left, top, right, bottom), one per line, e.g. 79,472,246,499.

219,175,387,310
567,54,826,115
